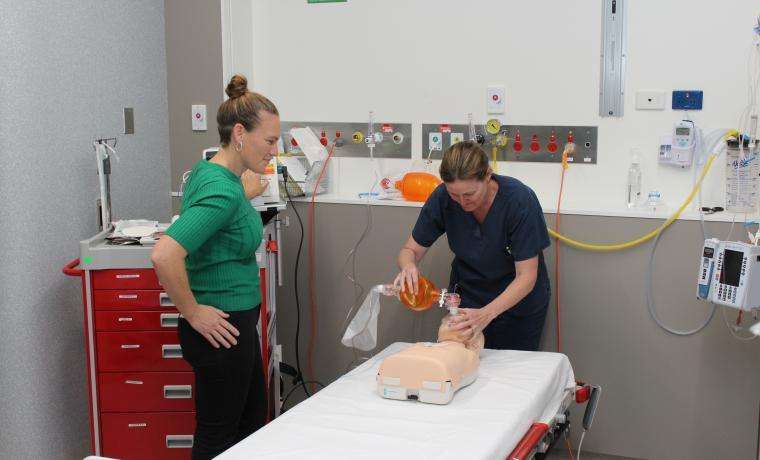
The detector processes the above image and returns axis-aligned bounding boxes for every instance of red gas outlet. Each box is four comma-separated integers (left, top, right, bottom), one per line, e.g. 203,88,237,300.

530,134,540,153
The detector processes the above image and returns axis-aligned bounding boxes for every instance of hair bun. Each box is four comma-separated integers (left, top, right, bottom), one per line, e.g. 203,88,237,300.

225,74,248,99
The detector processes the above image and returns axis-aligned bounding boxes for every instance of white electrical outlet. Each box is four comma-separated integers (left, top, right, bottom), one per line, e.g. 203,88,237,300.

429,132,443,151
487,85,506,114
635,91,666,110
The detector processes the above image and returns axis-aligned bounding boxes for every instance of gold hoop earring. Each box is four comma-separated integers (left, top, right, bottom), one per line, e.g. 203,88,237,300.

235,140,243,152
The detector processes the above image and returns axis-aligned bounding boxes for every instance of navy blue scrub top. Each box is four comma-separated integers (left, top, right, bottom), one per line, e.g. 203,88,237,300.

412,174,551,317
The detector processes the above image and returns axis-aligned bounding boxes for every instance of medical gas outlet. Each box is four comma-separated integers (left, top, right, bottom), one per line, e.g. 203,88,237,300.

429,132,443,151
422,123,597,164
278,121,412,159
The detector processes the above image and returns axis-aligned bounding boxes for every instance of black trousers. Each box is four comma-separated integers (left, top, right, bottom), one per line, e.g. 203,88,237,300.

178,306,267,460
483,301,549,351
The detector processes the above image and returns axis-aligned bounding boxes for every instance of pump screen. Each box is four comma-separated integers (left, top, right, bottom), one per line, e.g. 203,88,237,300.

721,249,742,287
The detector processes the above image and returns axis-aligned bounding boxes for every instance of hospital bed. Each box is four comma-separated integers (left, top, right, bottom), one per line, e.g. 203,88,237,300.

217,342,585,460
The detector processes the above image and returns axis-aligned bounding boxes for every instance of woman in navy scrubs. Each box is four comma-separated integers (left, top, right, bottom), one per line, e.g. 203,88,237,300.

394,140,551,351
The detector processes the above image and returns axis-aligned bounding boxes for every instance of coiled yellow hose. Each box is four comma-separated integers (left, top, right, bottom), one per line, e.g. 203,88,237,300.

547,154,718,252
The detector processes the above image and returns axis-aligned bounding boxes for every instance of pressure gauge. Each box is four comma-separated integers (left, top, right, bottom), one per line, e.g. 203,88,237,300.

485,119,501,135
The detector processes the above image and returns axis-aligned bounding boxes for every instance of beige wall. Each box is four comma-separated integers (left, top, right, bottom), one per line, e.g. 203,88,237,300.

274,202,759,460
165,0,224,213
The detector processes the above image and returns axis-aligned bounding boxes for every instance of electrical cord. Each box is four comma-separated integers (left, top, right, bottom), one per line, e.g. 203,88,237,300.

280,380,326,413
646,221,716,335
307,143,336,393
577,384,601,460
339,135,384,370
576,430,586,460
281,167,312,396
722,305,759,341
339,166,375,357
554,144,572,352
564,435,575,460
645,130,727,336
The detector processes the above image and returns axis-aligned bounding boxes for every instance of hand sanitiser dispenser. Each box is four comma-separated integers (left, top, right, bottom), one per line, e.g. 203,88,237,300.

698,239,760,311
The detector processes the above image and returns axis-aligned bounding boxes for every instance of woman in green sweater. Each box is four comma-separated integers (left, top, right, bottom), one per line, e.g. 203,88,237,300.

151,74,279,460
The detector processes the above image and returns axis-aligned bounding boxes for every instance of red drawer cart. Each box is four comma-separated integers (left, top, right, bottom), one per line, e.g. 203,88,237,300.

64,221,282,459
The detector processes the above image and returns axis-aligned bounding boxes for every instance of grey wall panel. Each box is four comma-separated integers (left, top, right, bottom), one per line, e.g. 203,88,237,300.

165,0,224,213
0,1,170,458
276,203,759,460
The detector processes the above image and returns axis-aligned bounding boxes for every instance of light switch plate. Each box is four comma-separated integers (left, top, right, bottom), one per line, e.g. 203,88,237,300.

635,90,666,110
123,107,135,134
192,104,207,131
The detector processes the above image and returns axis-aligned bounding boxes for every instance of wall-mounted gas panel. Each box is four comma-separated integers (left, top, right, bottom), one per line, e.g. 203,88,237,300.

422,123,598,164
280,121,412,159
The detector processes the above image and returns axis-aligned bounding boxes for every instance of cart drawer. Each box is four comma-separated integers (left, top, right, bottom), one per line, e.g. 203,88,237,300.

92,269,162,290
101,411,195,460
99,372,194,412
96,311,180,331
93,290,175,310
96,331,190,372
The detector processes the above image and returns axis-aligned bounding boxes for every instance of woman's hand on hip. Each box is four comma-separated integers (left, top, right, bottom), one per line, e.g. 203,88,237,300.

185,305,240,349
447,307,496,340
393,263,420,294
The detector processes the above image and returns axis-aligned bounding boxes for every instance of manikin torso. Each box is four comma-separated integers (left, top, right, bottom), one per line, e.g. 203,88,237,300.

376,314,484,404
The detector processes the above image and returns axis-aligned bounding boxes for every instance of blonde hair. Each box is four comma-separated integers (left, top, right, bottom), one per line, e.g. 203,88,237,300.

217,74,279,146
439,140,489,182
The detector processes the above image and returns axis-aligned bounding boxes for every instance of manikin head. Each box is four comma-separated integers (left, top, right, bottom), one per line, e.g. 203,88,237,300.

437,314,485,352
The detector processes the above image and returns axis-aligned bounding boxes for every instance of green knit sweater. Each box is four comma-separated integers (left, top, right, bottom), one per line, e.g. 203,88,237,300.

165,160,262,311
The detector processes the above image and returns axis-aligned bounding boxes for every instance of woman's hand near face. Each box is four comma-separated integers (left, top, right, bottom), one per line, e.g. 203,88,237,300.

241,169,268,199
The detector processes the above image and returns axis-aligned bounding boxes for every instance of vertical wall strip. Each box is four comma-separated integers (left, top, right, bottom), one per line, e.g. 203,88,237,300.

599,0,627,117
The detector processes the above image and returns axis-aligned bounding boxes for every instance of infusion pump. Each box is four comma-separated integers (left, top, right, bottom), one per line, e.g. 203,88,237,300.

697,238,760,311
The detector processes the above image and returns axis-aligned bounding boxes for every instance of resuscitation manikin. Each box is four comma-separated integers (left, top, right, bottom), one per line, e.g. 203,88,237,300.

376,291,484,405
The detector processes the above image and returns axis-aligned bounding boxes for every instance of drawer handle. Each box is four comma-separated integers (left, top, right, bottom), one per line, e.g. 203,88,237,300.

128,423,147,428
159,292,175,307
118,294,138,300
160,313,180,328
163,385,192,399
116,274,141,279
121,344,141,349
125,380,144,385
117,317,134,322
166,435,193,449
162,344,183,359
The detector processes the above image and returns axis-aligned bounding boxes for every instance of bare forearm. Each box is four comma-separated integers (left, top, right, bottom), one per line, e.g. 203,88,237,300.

397,247,417,270
484,273,537,318
153,256,199,319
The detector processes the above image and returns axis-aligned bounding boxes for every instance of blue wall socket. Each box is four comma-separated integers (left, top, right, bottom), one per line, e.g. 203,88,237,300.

672,90,703,110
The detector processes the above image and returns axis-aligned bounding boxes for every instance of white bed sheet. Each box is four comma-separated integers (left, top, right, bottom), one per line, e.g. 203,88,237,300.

217,342,576,460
